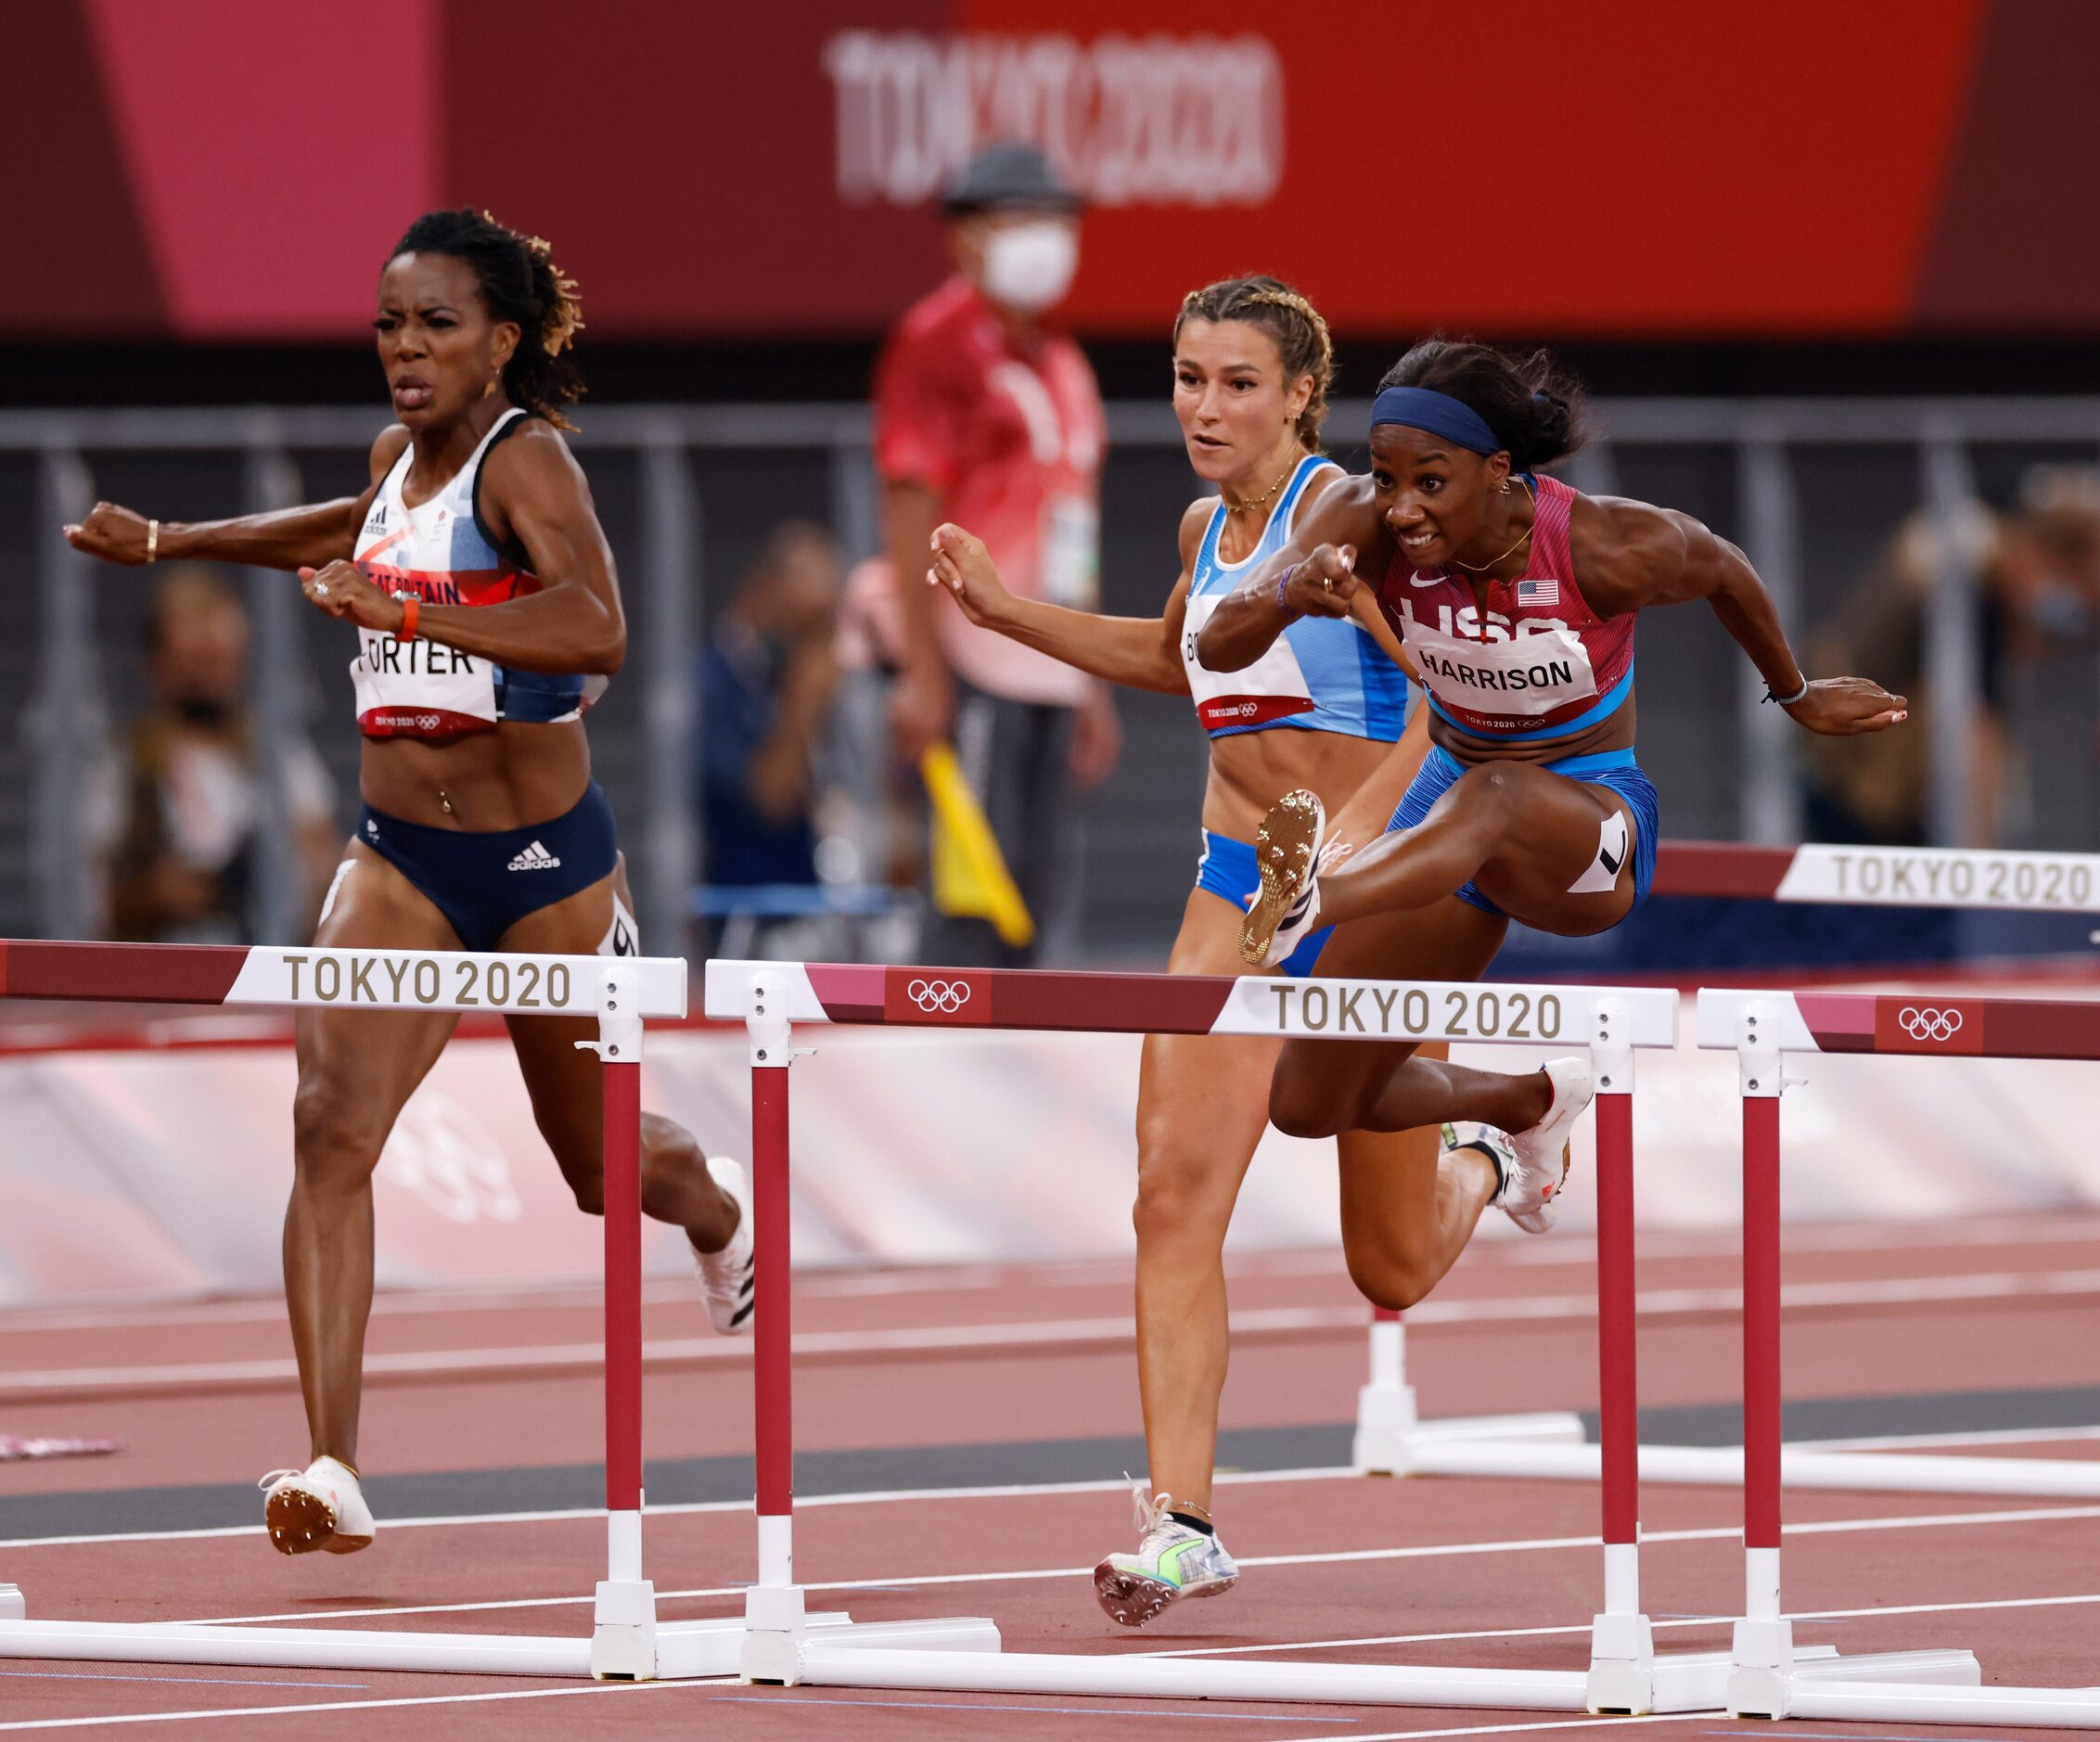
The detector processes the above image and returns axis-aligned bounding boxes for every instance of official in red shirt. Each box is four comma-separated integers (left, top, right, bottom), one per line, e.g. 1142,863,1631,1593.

876,141,1120,966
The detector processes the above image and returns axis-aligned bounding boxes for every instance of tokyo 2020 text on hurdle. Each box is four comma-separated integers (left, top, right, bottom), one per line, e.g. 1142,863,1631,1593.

2,926,2096,1725
1353,839,2100,1500
703,955,2016,1719
0,939,992,1681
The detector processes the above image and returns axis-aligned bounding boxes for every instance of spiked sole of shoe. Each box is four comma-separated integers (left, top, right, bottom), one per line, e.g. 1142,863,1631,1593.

265,1487,337,1556
1093,1561,1177,1628
1241,790,1323,967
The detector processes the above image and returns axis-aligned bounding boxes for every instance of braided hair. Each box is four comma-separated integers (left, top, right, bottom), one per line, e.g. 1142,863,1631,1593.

1173,275,1335,450
388,209,586,429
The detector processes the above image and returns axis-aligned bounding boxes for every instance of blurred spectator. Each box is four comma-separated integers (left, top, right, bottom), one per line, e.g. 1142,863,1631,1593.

1802,468,2100,850
1802,505,2012,847
1995,466,2100,650
874,139,1120,967
88,567,339,942
698,524,842,894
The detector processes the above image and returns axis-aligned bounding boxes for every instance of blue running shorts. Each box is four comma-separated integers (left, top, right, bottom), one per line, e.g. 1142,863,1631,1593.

1386,746,1659,920
356,781,621,953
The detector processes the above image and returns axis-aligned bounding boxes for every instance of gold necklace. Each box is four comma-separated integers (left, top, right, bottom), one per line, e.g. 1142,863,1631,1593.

1448,477,1537,574
1223,455,1299,516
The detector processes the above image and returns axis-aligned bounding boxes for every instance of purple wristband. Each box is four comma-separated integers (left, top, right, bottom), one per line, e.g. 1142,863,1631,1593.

1275,563,1299,613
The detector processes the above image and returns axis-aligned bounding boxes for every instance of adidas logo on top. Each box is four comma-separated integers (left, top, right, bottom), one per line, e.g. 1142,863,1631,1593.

507,840,562,872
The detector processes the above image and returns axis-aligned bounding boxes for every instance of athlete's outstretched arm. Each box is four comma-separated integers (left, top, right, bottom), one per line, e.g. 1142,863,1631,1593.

924,508,1199,695
1194,475,1386,672
1578,498,1908,737
300,422,626,676
64,429,408,571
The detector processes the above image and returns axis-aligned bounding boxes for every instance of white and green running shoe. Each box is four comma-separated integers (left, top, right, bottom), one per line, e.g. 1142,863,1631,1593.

1093,1484,1239,1627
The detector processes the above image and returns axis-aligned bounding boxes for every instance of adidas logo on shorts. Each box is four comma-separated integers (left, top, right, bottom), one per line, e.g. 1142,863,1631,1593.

507,840,562,872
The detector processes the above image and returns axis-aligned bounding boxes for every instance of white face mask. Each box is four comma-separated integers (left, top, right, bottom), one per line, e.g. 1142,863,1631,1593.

980,222,1078,314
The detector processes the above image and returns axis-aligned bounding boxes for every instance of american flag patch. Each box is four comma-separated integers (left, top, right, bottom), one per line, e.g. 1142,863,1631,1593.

1516,578,1560,608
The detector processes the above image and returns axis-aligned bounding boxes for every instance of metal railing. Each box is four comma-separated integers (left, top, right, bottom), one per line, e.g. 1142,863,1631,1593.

11,396,2099,947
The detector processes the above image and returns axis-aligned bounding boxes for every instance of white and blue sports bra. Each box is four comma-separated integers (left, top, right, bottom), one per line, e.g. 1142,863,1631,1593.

1178,453,1409,741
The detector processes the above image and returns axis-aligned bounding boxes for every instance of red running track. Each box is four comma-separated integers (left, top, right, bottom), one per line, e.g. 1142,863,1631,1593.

3,1215,2100,1737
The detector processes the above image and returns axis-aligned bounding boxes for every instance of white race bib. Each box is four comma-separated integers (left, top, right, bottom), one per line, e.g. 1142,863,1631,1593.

1040,496,1099,608
351,625,500,738
1399,613,1598,721
1181,589,1315,731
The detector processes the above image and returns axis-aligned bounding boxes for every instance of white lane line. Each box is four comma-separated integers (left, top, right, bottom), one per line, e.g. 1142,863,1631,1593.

0,1466,1361,1553
1136,1590,2100,1659
11,1208,2096,1334
0,1671,367,1689
709,1693,1344,1722
170,1502,2100,1629
1283,1720,1690,1742
0,1675,732,1733
12,1269,2100,1396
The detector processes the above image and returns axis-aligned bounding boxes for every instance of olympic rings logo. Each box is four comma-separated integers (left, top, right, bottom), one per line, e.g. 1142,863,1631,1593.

1897,1006,1964,1043
906,978,972,1015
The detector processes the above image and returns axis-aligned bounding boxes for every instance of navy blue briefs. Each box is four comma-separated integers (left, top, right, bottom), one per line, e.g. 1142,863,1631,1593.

357,782,620,952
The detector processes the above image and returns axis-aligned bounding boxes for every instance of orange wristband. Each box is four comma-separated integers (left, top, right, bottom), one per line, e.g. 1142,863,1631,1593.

395,595,419,642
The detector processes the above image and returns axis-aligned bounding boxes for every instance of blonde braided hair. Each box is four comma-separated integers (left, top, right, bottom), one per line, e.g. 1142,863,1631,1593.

1173,275,1335,449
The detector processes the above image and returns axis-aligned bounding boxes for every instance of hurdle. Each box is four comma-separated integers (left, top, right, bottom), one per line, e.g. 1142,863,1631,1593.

1354,837,2100,1494
1697,984,2100,1727
0,938,990,1680
706,957,1978,1714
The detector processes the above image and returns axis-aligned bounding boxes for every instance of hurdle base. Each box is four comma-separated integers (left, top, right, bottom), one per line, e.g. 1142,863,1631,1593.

740,1582,810,1684
1407,1436,2100,1499
1721,1629,1978,1716
1726,1614,1795,1718
1780,1676,2100,1728
738,1584,1001,1688
795,1644,1596,1710
0,1608,862,1683
0,1586,19,1623
1585,1608,1657,1713
589,1577,657,1680
1354,1407,1586,1477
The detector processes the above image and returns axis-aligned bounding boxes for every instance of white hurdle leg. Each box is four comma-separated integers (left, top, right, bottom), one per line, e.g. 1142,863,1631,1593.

1351,1309,1417,1474
1354,1303,1588,1476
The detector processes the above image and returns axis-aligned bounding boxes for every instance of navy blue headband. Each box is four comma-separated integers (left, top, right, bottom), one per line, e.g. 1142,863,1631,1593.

1369,386,1502,455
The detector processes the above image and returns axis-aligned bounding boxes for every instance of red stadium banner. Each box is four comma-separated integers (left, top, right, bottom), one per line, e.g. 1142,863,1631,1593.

6,0,2099,339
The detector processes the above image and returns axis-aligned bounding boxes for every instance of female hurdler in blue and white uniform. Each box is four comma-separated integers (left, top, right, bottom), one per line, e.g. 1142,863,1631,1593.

66,210,757,1557
928,278,1540,1628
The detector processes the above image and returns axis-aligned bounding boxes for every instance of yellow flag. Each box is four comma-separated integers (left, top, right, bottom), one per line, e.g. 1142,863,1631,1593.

921,742,1035,950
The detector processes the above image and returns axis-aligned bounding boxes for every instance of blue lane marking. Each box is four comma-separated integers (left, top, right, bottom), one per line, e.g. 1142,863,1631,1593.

0,1669,369,1689
716,1695,1357,1721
